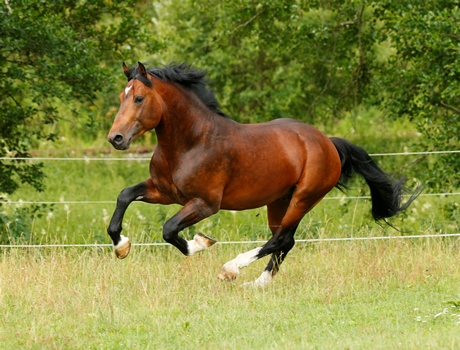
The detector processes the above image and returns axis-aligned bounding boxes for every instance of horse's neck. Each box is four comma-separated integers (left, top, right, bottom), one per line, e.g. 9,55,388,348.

154,83,237,157
154,99,227,154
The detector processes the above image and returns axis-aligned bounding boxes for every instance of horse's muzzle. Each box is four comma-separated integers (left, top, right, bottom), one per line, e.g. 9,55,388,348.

108,133,130,150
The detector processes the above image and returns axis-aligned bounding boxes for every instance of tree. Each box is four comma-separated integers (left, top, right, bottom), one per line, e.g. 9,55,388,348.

154,0,376,125
154,0,458,191
374,1,460,189
0,0,159,239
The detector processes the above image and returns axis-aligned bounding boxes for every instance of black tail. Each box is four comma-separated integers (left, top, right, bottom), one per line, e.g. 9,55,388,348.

330,137,421,221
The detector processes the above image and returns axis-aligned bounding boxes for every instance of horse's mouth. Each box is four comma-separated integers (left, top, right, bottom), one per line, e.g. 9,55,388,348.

112,143,130,151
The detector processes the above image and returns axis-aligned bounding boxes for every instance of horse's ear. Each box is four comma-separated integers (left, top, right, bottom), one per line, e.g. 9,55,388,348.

137,61,147,77
122,62,130,79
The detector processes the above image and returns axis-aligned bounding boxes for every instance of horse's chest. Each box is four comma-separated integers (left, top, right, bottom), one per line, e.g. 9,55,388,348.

150,162,189,204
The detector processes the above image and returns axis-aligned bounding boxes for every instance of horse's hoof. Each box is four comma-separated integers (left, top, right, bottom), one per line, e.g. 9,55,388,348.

217,270,237,281
195,232,217,248
217,265,238,281
114,235,131,259
187,233,217,255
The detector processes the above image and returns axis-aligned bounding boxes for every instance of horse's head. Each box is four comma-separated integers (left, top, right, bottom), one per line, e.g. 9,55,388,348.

108,62,163,150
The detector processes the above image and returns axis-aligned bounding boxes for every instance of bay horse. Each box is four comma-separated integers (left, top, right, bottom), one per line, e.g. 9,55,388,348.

107,62,419,287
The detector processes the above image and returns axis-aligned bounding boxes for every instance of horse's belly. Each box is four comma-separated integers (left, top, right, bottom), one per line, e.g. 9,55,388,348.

220,195,286,210
219,169,297,210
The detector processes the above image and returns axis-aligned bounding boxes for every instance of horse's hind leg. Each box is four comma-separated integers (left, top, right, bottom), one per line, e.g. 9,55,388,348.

218,196,296,286
245,197,297,287
217,222,299,284
218,189,325,286
243,225,297,287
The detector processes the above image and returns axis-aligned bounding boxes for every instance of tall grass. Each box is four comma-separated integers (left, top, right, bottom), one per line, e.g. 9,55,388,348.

1,107,459,348
1,240,460,349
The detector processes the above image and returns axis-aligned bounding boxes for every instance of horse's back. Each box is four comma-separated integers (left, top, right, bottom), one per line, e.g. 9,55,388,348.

218,118,341,209
244,118,338,162
251,118,329,141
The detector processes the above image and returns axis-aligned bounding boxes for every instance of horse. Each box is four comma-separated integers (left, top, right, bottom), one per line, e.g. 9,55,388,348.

106,61,419,287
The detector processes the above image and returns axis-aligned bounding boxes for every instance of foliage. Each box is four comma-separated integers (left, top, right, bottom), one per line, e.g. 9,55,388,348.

0,0,157,193
374,1,460,189
155,0,377,125
154,0,458,190
0,0,159,237
0,203,49,244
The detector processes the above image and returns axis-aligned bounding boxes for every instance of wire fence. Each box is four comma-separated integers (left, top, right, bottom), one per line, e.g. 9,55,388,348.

0,148,458,248
0,149,459,162
1,233,459,249
1,192,459,206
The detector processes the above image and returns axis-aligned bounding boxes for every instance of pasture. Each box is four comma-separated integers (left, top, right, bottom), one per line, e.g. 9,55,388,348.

1,240,460,349
2,2,459,348
1,151,459,349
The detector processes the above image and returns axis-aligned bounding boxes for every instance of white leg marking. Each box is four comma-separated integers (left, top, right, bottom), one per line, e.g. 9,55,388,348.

187,233,216,255
221,247,262,277
242,270,273,288
114,235,130,250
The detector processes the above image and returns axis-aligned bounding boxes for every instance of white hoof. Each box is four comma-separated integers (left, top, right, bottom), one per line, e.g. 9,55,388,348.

217,247,262,281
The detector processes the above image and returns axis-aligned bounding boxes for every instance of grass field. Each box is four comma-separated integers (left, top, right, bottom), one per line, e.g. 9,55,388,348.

3,158,458,246
1,115,459,348
1,240,460,349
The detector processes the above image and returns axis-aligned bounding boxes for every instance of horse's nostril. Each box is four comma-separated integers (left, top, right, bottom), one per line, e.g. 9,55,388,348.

113,134,124,145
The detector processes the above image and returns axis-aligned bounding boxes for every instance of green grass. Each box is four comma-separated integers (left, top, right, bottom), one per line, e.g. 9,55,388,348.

1,240,460,349
1,111,459,348
3,158,458,246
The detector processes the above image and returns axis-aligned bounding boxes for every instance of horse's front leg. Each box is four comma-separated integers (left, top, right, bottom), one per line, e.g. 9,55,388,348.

107,178,173,259
162,198,218,256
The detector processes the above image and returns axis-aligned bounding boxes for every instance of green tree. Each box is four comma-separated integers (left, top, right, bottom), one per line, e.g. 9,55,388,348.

0,0,159,240
374,1,460,189
155,0,376,125
155,0,458,190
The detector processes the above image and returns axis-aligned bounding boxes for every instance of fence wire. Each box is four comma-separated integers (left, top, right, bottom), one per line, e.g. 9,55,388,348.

0,149,459,162
1,192,459,205
1,233,459,249
0,149,458,247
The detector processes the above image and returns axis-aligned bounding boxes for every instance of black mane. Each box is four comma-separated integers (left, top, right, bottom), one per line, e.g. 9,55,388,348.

127,63,228,118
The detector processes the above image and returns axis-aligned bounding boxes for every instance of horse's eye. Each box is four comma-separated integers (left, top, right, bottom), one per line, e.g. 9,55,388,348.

134,96,144,104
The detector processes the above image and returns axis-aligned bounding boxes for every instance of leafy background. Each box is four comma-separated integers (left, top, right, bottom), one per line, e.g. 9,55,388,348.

0,0,458,241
